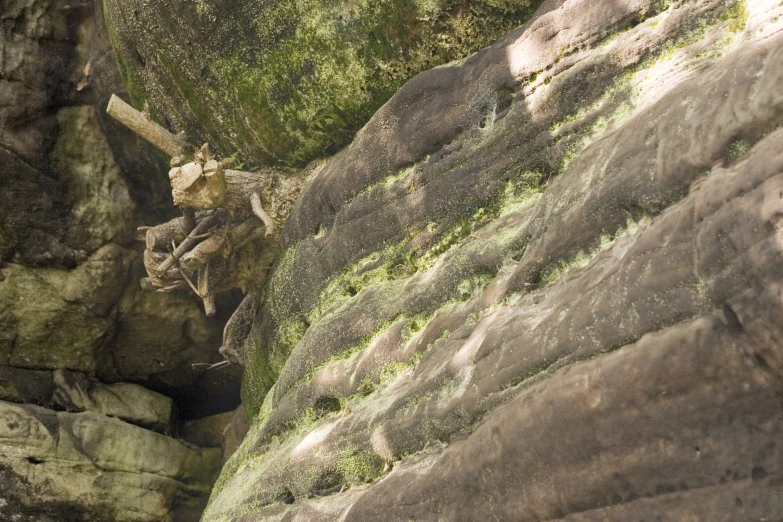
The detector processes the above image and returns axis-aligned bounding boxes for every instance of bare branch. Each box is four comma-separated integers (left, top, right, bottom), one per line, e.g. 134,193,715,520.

106,94,193,158
156,212,222,277
250,192,275,236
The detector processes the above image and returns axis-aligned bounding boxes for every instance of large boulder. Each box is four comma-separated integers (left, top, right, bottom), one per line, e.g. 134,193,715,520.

205,0,783,519
0,400,221,521
102,0,545,167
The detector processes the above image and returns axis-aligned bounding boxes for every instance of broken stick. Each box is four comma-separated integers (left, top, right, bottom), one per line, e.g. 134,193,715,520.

106,94,193,158
156,212,222,277
179,217,264,272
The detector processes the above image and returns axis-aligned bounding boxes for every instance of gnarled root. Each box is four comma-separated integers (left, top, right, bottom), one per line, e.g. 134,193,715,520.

219,289,260,364
139,197,270,328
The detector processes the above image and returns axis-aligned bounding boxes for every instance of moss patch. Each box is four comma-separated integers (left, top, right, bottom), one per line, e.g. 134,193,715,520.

104,0,546,167
539,214,652,286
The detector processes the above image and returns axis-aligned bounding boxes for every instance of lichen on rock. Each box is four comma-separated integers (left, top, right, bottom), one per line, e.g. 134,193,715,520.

102,0,544,167
202,0,783,519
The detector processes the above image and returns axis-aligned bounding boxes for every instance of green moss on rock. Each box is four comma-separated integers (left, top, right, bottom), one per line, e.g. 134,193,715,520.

103,0,543,167
337,444,386,485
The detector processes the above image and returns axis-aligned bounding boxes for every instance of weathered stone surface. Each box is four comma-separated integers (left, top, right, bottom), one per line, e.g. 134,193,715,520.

0,366,54,405
0,0,239,417
221,405,249,465
52,369,175,433
0,400,221,521
1,1,239,518
0,0,86,170
0,366,174,432
102,0,545,167
52,105,136,253
0,244,131,373
180,411,234,449
89,0,176,224
0,244,237,415
205,0,783,519
0,0,120,268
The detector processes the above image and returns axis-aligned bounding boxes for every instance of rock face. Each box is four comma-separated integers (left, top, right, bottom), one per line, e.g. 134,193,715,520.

205,0,783,519
1,0,239,518
0,400,221,522
102,0,545,167
0,0,238,414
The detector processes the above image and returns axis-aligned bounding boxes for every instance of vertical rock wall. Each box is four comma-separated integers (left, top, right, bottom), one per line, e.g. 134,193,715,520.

0,0,241,519
205,0,783,519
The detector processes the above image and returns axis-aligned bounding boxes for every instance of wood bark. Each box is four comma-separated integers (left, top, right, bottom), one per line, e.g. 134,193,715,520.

156,212,224,276
106,94,193,158
180,217,264,272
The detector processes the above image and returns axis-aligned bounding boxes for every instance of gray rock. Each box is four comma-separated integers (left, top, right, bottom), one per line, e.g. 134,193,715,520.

0,366,175,433
1,0,93,268
0,400,221,521
0,0,239,417
0,366,53,405
180,411,234,448
205,0,783,519
0,244,131,373
52,369,174,433
0,3,239,518
52,105,136,254
221,405,249,465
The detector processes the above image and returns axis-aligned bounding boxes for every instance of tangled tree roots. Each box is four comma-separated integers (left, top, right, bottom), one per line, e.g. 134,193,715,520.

107,94,308,367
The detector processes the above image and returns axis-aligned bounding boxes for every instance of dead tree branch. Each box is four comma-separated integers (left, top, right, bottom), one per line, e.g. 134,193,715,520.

106,94,193,158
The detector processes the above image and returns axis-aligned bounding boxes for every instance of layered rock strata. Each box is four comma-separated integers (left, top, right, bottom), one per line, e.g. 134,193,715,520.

205,0,783,519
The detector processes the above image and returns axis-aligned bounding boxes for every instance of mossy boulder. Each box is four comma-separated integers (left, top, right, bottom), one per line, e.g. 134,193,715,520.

102,0,542,167
204,0,783,519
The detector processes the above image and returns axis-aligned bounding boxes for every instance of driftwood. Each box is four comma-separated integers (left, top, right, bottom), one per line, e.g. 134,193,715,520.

106,93,306,368
145,218,186,251
155,211,224,277
106,95,192,158
169,145,228,209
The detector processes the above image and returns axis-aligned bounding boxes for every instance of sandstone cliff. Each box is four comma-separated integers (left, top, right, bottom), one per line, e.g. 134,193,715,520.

4,0,783,520
205,0,783,519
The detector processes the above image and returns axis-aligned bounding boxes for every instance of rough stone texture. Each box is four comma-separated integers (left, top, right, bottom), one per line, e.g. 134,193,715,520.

53,105,136,253
0,366,54,405
52,369,175,433
102,0,545,167
0,241,235,416
1,0,93,268
0,366,175,432
0,400,221,521
0,0,239,415
89,0,177,225
1,0,240,519
0,244,131,372
205,0,783,519
221,405,249,465
181,411,234,449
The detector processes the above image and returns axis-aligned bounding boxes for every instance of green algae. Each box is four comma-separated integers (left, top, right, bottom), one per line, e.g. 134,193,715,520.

337,444,385,485
551,0,750,175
